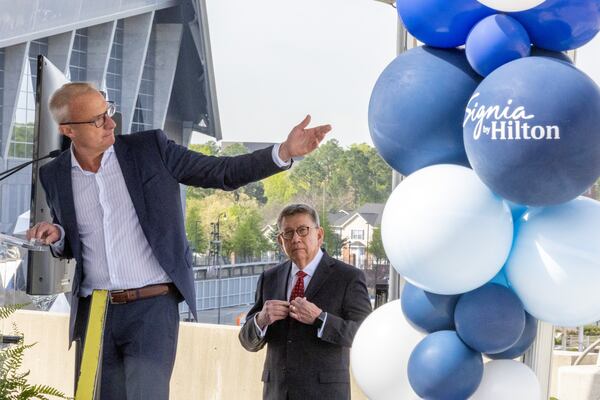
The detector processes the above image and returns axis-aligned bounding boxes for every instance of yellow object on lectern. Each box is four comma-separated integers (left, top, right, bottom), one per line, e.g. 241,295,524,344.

75,290,108,400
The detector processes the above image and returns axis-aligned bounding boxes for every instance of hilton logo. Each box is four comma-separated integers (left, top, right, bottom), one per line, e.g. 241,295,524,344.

464,93,561,141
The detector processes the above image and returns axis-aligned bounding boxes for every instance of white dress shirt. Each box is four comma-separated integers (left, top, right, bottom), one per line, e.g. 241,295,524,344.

254,249,328,338
52,143,291,296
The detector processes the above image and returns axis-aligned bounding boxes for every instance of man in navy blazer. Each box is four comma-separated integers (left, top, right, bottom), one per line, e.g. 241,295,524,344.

239,203,372,399
27,82,331,399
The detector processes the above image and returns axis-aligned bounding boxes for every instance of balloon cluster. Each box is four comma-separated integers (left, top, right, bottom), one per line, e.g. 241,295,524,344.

353,0,600,399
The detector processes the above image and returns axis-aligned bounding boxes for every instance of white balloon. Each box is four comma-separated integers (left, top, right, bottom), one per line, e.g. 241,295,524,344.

470,360,540,399
351,300,424,400
505,197,600,326
476,0,545,12
381,164,513,295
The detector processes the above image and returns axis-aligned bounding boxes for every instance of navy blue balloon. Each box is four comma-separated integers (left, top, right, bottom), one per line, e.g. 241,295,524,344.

397,0,494,48
408,331,483,400
530,47,574,64
401,282,460,333
487,312,538,359
466,14,531,77
463,56,600,206
455,283,526,354
512,0,600,51
369,46,481,176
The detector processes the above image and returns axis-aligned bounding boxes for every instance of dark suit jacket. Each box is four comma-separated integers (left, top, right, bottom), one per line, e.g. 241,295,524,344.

239,252,372,400
39,129,286,342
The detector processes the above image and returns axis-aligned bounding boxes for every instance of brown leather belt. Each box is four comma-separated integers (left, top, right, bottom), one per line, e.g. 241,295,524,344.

109,283,175,305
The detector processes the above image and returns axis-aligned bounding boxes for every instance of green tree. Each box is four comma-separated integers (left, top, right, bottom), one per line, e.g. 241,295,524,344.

185,198,208,252
225,206,269,258
369,227,388,264
263,171,297,205
319,212,346,258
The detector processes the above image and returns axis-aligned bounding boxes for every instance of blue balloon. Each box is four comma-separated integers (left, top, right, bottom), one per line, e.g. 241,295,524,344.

507,201,528,222
401,282,460,333
455,283,525,354
397,0,494,48
512,0,600,51
530,47,573,63
463,56,600,206
408,331,483,400
370,47,482,176
466,14,531,77
489,268,509,288
487,312,538,359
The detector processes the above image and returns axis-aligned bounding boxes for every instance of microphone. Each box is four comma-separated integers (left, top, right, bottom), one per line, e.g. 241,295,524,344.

0,149,61,183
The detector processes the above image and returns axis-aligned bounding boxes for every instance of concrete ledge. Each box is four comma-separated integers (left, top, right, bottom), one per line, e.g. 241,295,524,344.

6,310,367,399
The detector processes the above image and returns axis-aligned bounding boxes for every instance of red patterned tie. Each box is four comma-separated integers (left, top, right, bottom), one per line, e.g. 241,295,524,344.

290,271,307,301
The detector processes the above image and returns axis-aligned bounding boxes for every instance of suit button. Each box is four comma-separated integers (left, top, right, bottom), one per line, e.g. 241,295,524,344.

287,339,292,344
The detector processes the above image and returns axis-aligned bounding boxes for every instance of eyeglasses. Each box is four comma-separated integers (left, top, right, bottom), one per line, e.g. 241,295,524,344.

279,226,318,240
60,102,116,128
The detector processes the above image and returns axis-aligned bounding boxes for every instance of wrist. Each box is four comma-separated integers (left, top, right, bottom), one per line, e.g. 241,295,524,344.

313,311,326,328
278,142,292,162
256,313,266,329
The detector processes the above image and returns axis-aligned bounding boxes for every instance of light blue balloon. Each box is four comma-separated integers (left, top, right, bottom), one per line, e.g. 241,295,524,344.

466,14,531,77
397,0,494,48
505,197,600,326
381,165,514,295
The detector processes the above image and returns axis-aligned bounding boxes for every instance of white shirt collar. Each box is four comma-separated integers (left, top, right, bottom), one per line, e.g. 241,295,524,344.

71,145,115,174
291,248,324,278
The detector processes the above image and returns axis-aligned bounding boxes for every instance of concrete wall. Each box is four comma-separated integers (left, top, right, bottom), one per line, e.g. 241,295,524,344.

5,310,368,399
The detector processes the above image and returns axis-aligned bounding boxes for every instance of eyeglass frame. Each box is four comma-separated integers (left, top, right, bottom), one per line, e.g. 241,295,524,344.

278,225,319,241
59,101,116,129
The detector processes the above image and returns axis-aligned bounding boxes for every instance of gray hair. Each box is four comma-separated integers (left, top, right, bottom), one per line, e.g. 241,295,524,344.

49,82,99,124
277,203,320,230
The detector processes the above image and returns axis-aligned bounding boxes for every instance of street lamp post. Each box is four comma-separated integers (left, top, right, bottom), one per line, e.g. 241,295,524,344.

211,212,225,324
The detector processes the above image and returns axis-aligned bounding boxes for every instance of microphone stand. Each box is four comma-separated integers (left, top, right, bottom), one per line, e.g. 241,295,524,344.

0,150,61,183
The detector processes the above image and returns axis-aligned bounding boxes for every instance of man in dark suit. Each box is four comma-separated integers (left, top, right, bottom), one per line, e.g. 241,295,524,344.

239,203,372,400
26,82,331,399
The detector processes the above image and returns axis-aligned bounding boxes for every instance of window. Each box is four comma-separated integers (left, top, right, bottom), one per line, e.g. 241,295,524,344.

131,29,155,132
69,28,88,81
351,229,364,240
106,20,124,108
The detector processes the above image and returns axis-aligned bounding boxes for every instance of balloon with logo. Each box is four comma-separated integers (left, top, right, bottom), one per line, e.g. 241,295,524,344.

466,14,530,77
351,300,424,400
381,164,513,295
470,360,540,400
505,197,600,326
369,47,482,176
476,0,545,12
408,330,484,400
397,0,494,48
463,56,600,206
512,0,600,51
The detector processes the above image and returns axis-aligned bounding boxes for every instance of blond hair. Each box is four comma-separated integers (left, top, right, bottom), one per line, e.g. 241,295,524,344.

48,82,99,124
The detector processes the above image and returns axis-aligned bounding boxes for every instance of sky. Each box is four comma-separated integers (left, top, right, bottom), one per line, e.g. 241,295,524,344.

193,1,600,148
193,0,397,147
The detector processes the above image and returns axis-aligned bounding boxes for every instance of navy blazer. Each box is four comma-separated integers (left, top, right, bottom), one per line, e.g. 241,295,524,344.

239,252,372,400
39,129,286,342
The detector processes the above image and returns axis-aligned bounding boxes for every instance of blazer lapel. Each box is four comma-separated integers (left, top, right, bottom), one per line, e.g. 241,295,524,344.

56,153,80,258
304,252,335,300
114,139,147,224
275,260,292,301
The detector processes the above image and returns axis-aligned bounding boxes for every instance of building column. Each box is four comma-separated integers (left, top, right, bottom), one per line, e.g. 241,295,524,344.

47,31,75,74
153,23,182,130
86,21,116,89
121,11,154,133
